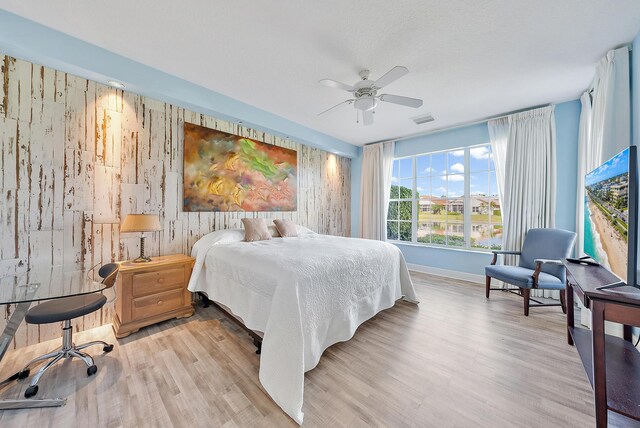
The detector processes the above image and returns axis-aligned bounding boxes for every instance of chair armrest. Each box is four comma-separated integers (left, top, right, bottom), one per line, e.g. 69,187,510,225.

490,250,521,265
531,259,565,288
534,258,564,267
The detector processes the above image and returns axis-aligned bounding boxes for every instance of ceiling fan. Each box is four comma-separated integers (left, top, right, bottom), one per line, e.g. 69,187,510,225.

318,66,423,126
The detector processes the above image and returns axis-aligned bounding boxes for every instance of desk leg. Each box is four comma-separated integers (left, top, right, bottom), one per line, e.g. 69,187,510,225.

591,300,607,428
0,299,65,409
566,282,574,346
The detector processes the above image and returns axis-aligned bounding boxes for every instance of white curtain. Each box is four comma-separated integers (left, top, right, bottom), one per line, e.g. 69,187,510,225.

488,117,509,209
575,92,594,257
576,46,630,327
590,47,630,163
359,141,395,240
491,106,557,297
502,106,557,258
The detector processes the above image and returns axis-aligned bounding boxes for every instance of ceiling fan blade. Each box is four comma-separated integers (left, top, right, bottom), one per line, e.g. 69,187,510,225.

318,99,354,116
373,66,409,89
379,94,423,108
362,109,374,126
319,79,355,92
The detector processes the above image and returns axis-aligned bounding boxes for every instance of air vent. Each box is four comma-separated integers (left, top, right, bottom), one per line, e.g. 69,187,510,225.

411,114,435,125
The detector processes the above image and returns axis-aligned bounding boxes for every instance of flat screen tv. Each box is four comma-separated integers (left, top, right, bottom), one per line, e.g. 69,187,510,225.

584,145,639,289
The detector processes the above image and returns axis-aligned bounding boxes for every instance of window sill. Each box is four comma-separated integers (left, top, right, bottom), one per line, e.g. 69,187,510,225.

389,241,494,255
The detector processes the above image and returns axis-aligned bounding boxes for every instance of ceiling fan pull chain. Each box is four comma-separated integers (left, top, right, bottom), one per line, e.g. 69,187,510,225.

356,109,359,124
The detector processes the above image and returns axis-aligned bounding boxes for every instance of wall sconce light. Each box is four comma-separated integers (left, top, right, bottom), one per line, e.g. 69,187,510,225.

108,80,125,89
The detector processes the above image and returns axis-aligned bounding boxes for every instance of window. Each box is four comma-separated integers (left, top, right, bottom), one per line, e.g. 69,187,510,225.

387,144,502,250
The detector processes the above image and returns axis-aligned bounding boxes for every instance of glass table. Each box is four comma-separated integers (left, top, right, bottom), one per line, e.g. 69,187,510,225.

0,266,106,410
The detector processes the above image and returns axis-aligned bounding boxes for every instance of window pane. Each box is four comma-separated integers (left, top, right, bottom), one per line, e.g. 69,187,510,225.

446,198,464,219
447,175,465,198
431,198,446,221
387,221,398,240
489,197,502,223
470,172,489,197
418,200,431,219
390,183,399,199
470,145,491,172
471,223,492,249
399,201,412,221
388,201,399,220
416,155,431,176
399,222,412,241
392,160,399,183
399,158,412,179
432,175,447,198
446,221,464,247
491,224,503,249
489,171,499,197
399,179,413,199
416,177,428,200
432,152,446,175
448,150,465,174
417,222,432,244
431,221,447,245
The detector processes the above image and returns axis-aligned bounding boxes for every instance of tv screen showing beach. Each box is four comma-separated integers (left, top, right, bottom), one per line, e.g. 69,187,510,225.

584,148,630,280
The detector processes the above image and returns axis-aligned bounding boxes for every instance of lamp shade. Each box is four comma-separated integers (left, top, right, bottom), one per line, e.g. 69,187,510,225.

120,214,161,233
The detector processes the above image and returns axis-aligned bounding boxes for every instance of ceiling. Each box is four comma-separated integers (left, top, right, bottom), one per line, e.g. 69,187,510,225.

1,1,640,146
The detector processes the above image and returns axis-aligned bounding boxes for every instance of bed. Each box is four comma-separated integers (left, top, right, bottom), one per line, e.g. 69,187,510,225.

187,226,418,424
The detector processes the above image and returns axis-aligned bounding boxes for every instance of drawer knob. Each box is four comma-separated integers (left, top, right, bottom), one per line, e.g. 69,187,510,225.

157,300,164,306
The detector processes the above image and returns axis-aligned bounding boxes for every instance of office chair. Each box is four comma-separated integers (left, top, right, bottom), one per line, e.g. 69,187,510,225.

19,263,119,398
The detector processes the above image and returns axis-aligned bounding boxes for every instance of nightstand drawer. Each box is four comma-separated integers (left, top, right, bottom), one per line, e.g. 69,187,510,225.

132,289,184,320
132,267,184,297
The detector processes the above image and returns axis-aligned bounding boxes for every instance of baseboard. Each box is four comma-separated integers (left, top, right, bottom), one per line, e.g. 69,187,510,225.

407,263,484,284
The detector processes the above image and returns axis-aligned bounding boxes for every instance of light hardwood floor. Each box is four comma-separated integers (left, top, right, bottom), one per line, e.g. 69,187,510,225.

0,272,606,427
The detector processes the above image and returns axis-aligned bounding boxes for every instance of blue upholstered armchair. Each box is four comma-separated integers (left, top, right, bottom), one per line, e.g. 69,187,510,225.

485,228,576,316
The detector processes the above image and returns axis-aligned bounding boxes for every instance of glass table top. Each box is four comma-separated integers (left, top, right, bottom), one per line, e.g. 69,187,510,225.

0,266,106,305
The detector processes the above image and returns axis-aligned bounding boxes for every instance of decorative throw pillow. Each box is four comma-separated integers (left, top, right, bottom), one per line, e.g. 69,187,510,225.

242,218,272,242
273,219,298,237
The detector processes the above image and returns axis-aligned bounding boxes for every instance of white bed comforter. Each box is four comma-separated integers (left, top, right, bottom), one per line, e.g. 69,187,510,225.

187,228,418,424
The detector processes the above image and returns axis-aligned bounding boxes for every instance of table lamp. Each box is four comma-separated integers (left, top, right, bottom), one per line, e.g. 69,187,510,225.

120,214,161,263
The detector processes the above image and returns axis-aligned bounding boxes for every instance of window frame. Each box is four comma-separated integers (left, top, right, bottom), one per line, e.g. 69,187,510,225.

387,144,502,251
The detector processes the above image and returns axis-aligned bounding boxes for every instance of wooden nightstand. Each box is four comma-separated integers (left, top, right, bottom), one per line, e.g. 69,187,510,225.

113,254,195,338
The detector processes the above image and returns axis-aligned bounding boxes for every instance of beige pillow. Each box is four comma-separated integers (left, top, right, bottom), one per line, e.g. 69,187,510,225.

273,219,298,237
242,218,272,242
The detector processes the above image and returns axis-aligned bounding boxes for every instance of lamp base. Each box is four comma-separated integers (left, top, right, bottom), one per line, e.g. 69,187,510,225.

133,236,153,263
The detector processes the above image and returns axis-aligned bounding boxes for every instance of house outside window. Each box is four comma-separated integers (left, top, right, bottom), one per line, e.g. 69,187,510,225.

387,144,502,250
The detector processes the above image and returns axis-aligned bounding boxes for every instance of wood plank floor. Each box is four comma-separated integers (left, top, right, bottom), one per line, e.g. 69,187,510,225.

0,272,610,427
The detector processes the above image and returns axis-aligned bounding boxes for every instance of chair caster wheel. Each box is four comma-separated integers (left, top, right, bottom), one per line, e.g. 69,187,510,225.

87,365,98,376
103,344,114,353
24,385,38,398
18,369,30,379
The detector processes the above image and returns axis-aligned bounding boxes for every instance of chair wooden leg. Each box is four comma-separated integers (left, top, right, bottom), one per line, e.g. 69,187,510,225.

560,289,567,314
485,276,491,298
523,288,530,316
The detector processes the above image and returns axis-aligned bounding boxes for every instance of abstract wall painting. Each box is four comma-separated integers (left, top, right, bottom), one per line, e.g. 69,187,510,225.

183,123,297,212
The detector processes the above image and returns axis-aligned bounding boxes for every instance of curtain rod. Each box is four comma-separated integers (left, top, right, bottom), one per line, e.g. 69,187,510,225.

365,103,552,146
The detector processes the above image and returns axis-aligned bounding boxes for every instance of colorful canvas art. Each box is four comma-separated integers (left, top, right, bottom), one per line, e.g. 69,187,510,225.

183,123,297,212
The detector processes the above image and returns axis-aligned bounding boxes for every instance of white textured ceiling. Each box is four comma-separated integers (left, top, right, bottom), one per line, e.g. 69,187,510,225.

2,1,640,145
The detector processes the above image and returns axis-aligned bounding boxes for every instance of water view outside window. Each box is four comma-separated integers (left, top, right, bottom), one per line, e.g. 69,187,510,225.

387,145,502,250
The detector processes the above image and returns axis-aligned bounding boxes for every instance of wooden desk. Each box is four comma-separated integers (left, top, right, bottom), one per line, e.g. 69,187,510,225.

564,261,640,427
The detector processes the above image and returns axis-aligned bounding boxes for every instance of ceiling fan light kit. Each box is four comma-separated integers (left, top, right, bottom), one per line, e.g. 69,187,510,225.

318,66,424,125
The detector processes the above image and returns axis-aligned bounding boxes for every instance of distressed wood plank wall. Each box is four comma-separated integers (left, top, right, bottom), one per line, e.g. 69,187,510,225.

0,54,351,349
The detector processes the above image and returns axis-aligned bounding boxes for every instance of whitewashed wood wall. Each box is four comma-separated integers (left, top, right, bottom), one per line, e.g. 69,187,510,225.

0,54,351,349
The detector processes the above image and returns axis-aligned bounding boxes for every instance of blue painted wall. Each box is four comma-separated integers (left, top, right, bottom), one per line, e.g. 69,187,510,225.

352,100,582,276
0,10,357,159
